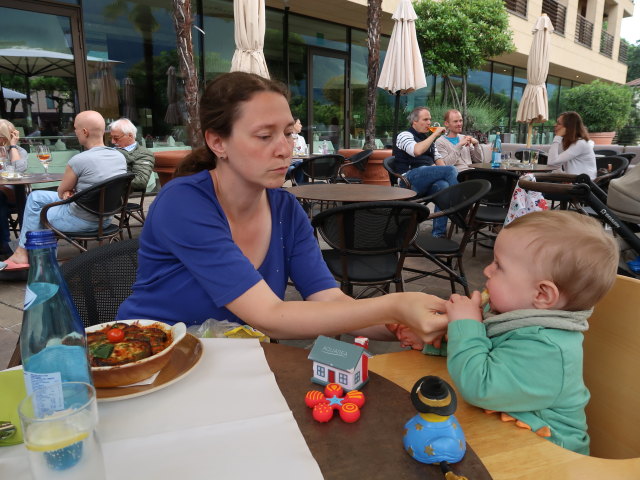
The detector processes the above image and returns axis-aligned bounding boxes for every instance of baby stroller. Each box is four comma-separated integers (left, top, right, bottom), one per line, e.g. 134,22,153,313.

517,172,640,279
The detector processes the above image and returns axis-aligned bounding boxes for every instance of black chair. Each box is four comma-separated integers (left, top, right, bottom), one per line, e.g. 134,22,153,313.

457,169,519,255
40,173,135,252
404,179,491,295
382,156,411,188
337,149,373,183
290,154,344,185
8,238,140,368
514,148,548,165
594,155,629,191
311,201,430,298
121,190,150,238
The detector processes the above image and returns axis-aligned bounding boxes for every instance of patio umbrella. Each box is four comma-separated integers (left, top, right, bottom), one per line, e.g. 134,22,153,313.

516,14,554,147
1,87,26,100
164,66,182,125
230,0,270,79
95,61,119,120
377,0,427,141
121,77,137,122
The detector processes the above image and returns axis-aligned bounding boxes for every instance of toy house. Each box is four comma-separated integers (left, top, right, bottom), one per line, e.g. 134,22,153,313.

308,335,372,391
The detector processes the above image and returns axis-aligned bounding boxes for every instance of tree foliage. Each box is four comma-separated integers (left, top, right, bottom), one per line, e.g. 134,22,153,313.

563,80,633,132
625,40,640,83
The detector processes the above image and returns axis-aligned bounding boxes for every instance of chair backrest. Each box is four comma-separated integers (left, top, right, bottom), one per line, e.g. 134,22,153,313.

417,179,491,232
593,149,619,157
583,275,640,459
297,154,344,184
346,149,373,172
74,172,135,218
382,156,411,188
311,201,430,256
60,238,139,328
457,168,519,208
595,155,629,182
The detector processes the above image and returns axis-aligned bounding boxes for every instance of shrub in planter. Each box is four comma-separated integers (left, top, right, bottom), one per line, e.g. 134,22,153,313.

562,80,633,133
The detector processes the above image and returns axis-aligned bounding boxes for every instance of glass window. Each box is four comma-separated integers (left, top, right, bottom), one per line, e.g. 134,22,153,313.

491,63,513,130
265,9,284,82
203,0,235,82
315,365,325,377
83,0,182,139
547,75,561,123
289,15,347,51
354,371,361,385
467,63,492,101
338,372,348,385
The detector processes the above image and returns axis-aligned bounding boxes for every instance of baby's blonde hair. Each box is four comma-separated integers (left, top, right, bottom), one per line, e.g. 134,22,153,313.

504,210,619,311
0,119,16,141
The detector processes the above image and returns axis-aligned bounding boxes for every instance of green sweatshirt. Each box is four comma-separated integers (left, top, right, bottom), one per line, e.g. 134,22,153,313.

446,309,592,454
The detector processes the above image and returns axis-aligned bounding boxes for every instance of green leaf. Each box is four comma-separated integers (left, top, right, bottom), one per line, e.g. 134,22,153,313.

90,342,114,359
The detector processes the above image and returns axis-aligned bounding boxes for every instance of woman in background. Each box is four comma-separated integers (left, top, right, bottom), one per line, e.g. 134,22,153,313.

547,111,596,179
0,119,28,257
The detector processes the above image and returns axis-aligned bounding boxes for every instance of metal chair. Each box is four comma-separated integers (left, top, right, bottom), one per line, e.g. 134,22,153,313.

404,179,491,295
290,154,344,185
337,149,373,183
40,172,135,252
8,238,140,368
311,201,430,298
457,169,519,256
382,156,411,188
120,190,150,238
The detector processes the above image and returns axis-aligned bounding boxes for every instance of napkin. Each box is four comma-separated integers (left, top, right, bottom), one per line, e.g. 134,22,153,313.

0,369,26,446
167,136,176,146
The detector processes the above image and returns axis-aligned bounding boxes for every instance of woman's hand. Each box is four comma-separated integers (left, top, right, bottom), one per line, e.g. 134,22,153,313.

395,292,449,345
445,291,483,323
10,129,20,146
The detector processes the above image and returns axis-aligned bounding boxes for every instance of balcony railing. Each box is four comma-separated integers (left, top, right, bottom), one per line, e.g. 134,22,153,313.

619,40,628,64
600,30,614,57
575,14,593,48
541,0,566,35
504,0,527,18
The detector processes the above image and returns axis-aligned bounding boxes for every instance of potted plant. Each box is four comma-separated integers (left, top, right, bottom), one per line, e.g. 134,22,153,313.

563,80,633,145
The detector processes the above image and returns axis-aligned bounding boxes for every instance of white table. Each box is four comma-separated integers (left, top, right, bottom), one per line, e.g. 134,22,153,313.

0,339,322,480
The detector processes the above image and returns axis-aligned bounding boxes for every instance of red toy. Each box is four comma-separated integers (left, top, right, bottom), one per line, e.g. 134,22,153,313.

304,383,366,423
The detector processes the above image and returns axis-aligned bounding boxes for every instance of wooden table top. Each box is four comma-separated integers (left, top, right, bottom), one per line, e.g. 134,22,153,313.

262,343,492,479
287,183,416,202
369,351,640,480
471,162,557,173
0,173,63,186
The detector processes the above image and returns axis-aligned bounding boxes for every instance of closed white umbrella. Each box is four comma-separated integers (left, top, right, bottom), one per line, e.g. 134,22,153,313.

516,14,554,147
377,0,427,140
230,0,269,79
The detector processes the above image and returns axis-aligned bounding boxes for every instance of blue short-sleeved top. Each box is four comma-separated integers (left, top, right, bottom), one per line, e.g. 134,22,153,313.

117,170,337,326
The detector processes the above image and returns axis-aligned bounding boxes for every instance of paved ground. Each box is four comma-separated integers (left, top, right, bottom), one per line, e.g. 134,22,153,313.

0,194,494,368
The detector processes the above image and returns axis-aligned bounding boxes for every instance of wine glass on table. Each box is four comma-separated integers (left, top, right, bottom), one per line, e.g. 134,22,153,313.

36,145,52,176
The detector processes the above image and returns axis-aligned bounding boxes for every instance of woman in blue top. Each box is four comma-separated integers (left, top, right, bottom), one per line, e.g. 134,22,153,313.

117,72,447,343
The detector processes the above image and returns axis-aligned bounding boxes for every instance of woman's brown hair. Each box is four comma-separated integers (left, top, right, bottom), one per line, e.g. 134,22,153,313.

558,111,590,151
174,72,290,178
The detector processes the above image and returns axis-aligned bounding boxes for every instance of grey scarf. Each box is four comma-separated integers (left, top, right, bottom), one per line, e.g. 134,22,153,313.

483,308,593,338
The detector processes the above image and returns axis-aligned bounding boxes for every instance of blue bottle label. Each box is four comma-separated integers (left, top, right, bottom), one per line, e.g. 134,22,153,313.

24,282,59,310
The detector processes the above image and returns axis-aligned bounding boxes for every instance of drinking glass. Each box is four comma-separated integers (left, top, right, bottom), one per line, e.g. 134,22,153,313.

18,382,106,480
428,122,441,133
36,145,52,175
0,146,7,171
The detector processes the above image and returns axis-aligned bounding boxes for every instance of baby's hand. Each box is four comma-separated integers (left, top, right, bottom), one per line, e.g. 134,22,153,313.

445,291,483,323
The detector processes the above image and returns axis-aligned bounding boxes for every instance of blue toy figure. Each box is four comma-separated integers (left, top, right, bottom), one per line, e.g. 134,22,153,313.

403,376,466,465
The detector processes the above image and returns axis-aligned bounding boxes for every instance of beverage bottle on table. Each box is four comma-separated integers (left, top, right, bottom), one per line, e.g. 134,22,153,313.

491,133,502,168
20,230,92,412
322,140,328,154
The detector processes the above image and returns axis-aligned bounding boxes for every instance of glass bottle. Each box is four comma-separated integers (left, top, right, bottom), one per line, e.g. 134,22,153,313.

20,230,92,412
491,133,502,168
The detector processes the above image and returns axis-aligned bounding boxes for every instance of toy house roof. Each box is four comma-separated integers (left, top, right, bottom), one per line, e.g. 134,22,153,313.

308,335,372,371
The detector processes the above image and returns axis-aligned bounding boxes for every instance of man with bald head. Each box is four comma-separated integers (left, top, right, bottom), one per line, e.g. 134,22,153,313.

1,110,126,270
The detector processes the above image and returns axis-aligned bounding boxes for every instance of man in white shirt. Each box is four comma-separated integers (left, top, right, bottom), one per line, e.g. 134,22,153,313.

435,109,483,171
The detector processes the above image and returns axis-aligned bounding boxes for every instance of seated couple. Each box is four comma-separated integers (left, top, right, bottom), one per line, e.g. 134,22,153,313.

393,108,483,238
0,111,127,271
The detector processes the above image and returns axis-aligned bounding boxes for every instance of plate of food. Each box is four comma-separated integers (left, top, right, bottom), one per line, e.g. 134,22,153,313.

86,319,203,401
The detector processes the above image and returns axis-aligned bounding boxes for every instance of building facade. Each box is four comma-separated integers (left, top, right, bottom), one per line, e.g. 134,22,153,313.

0,0,632,148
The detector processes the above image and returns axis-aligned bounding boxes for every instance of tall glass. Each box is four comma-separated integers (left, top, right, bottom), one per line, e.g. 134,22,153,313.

18,382,106,480
428,122,441,133
36,145,52,175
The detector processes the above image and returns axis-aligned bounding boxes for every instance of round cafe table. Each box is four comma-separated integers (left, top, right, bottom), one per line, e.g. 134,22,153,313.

471,162,557,174
287,183,416,203
0,173,64,229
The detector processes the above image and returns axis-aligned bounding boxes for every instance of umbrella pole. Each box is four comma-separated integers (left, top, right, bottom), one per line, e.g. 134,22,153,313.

392,93,400,146
526,122,533,148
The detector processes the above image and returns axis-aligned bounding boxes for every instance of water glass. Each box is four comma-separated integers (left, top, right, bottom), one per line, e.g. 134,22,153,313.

0,146,7,170
18,382,106,480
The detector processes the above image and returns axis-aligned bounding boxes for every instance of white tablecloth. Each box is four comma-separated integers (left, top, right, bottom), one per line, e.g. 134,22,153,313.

0,339,323,479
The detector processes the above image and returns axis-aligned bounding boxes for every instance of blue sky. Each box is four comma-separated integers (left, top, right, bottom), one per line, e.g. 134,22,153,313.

621,11,640,45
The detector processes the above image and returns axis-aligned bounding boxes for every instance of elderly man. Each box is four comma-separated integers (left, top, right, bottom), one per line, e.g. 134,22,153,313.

109,118,155,192
435,109,483,171
0,111,127,271
393,107,459,237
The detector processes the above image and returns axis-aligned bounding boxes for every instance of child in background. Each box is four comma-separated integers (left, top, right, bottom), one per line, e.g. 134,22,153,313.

445,210,619,454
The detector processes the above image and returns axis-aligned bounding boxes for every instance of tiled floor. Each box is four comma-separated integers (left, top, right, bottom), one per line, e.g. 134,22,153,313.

0,194,494,368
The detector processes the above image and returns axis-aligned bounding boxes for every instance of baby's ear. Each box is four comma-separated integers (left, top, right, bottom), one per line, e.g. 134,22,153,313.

533,280,564,309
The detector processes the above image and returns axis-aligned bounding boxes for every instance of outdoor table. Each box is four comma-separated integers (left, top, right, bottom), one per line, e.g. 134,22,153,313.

287,183,416,203
0,173,64,229
471,162,557,174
